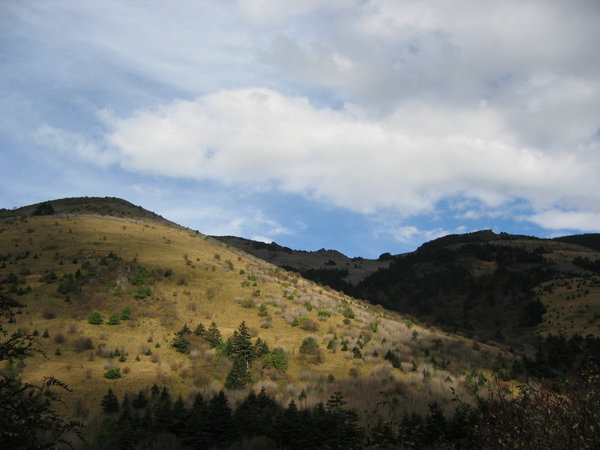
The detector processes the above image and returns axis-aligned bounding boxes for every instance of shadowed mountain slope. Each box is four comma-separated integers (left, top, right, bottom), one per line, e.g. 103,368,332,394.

217,230,600,347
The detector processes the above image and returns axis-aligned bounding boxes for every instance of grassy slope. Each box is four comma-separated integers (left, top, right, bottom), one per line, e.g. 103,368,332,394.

1,214,512,423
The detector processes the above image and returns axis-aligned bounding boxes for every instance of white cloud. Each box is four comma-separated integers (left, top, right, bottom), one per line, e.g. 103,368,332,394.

526,210,600,232
390,226,450,246
5,0,600,239
77,87,598,221
34,124,116,166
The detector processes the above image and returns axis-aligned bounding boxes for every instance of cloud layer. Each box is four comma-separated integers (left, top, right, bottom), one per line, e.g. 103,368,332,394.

41,87,600,225
3,0,600,253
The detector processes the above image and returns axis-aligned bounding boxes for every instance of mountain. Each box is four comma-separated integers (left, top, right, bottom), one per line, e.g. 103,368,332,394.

216,230,600,348
0,197,509,431
212,235,393,291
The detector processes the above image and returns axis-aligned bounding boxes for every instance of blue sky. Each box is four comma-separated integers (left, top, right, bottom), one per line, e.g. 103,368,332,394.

1,1,600,258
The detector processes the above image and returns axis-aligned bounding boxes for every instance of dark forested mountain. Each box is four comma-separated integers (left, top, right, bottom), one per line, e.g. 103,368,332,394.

553,233,600,251
218,230,600,346
212,235,392,291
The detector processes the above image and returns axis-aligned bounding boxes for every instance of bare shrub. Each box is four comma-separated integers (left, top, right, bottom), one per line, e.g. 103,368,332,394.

42,308,56,319
75,337,93,353
300,318,320,332
298,368,315,382
54,333,66,344
104,360,117,370
68,324,78,334
241,298,255,309
282,306,308,324
193,371,211,387
97,344,114,358
122,366,130,374
151,353,160,363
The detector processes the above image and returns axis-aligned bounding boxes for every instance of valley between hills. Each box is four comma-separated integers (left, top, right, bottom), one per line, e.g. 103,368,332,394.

2,197,600,448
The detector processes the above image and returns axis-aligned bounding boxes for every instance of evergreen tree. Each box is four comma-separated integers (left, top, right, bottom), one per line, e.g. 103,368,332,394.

183,393,209,449
325,391,363,449
154,387,172,432
107,312,121,325
225,355,252,389
207,391,235,443
272,400,300,448
101,388,119,413
87,310,103,325
172,334,190,353
132,390,148,409
193,323,206,336
254,337,270,359
231,321,254,363
116,394,136,449
234,390,259,437
171,395,189,435
204,322,223,348
424,401,446,445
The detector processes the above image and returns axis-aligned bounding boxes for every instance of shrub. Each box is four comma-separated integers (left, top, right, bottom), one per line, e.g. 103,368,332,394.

299,337,323,364
107,313,121,325
104,368,121,379
74,337,93,353
172,335,190,353
134,286,152,300
301,318,320,332
120,306,132,320
263,348,288,372
53,334,65,344
42,309,56,319
343,307,355,319
87,311,103,325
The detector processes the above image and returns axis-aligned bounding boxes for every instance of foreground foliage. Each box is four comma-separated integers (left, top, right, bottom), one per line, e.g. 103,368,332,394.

0,288,82,448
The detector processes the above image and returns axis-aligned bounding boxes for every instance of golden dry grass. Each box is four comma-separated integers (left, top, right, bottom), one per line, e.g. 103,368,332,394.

1,214,515,419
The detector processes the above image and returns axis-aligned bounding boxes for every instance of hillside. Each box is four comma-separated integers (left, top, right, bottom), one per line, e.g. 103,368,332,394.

218,230,600,347
213,235,392,290
0,200,511,437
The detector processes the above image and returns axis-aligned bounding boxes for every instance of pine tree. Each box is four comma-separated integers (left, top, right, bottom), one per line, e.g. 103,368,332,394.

231,321,254,363
132,390,148,409
107,312,120,325
254,337,270,359
207,391,235,443
171,395,189,435
101,388,119,413
193,323,206,336
225,355,252,390
204,322,222,348
183,393,209,448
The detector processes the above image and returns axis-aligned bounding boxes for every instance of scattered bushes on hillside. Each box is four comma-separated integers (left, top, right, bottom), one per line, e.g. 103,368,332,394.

104,368,121,379
87,311,103,325
299,336,323,364
263,348,288,372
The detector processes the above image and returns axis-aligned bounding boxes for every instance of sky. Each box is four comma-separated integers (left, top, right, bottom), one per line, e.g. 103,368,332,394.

1,1,600,258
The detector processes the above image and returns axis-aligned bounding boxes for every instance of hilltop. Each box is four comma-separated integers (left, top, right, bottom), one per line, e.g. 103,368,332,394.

0,196,177,226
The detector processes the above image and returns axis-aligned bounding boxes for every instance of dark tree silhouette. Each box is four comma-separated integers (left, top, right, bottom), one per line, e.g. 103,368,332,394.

0,288,82,448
